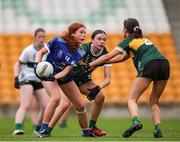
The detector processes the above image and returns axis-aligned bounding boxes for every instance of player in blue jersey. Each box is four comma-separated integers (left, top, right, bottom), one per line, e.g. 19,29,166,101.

38,30,111,137
34,23,92,137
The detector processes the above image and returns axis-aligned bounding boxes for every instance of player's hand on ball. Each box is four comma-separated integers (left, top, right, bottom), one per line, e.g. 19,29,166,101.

34,61,54,81
87,85,101,101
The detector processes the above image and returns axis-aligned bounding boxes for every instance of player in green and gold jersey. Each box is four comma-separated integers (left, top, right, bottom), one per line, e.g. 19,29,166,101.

89,18,170,138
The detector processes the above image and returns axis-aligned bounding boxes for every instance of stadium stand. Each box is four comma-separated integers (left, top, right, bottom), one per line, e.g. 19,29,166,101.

0,0,180,104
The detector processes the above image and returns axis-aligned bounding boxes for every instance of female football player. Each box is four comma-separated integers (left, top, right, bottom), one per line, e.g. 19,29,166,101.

88,18,170,138
13,28,49,135
43,30,111,137
35,22,92,137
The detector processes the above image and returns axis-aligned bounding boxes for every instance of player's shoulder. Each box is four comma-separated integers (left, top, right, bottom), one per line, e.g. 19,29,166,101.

23,44,34,52
81,42,91,53
117,38,132,48
81,42,90,48
51,37,66,44
77,47,85,57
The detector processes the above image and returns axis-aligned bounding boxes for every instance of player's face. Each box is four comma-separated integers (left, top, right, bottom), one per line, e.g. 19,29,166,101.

92,33,107,50
72,27,86,44
35,31,46,48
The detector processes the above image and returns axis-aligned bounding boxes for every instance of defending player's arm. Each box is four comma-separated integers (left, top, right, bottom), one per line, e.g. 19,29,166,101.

107,46,129,63
98,65,111,89
107,53,129,64
86,65,111,101
13,61,22,89
89,49,120,67
86,64,111,101
89,48,129,67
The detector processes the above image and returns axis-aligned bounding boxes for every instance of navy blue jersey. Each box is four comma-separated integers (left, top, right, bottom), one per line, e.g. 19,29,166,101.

45,37,84,75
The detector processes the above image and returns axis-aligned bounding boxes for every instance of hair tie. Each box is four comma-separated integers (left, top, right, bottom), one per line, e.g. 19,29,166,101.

134,26,139,31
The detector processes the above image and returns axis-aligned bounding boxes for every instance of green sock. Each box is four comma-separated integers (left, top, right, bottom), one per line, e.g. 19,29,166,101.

89,120,96,128
155,124,161,131
47,127,53,134
132,117,140,124
34,125,41,131
15,123,23,130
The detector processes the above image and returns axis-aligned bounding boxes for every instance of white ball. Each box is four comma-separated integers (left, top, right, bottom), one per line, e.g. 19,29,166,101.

36,61,54,78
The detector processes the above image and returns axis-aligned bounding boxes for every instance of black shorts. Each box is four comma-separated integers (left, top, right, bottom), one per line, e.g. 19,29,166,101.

19,80,44,90
73,74,92,86
57,74,73,85
137,59,170,81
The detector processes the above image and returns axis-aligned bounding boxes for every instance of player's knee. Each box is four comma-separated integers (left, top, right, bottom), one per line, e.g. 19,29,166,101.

149,98,158,106
95,93,105,103
18,107,29,114
51,95,61,105
20,102,31,111
62,101,72,110
76,105,86,113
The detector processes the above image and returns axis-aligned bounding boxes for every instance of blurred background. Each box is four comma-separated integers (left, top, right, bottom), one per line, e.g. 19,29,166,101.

0,0,180,118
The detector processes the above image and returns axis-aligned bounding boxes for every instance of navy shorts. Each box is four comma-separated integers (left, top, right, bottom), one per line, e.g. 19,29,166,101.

57,74,73,85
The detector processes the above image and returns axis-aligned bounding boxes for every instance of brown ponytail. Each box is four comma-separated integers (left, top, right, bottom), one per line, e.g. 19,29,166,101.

124,18,143,38
62,23,85,52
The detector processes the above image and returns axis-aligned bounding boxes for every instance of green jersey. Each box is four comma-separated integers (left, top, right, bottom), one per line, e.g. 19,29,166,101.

116,37,166,71
81,43,108,63
73,42,109,86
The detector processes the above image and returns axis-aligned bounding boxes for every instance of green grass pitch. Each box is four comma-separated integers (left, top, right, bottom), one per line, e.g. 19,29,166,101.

0,117,180,141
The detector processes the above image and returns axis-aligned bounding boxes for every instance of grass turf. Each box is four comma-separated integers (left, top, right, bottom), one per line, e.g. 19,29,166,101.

0,117,180,141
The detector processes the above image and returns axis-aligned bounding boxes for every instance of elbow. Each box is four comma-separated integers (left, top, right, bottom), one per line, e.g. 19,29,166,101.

106,79,111,86
107,80,111,86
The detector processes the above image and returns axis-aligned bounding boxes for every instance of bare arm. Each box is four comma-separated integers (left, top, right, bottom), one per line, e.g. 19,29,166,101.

89,49,121,67
35,47,48,63
54,65,73,79
14,61,22,77
106,53,129,64
98,65,111,89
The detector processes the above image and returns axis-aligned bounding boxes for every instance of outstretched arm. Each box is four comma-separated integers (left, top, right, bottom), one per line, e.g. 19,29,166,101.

89,49,121,67
106,53,129,64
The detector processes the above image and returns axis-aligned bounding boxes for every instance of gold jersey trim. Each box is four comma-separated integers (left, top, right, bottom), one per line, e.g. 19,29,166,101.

129,38,145,50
